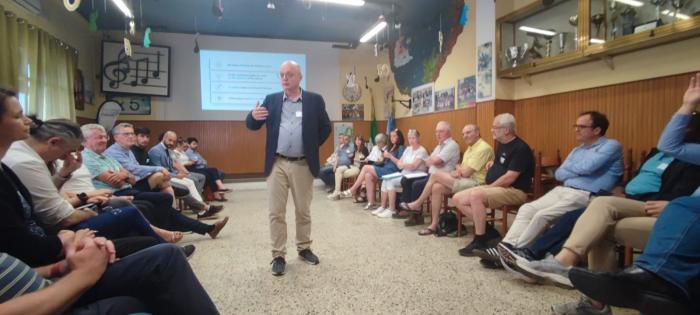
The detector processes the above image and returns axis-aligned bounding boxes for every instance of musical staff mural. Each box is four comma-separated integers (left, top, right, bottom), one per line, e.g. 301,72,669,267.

101,41,171,96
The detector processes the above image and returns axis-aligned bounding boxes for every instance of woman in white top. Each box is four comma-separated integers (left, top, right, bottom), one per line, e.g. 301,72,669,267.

372,129,429,218
337,133,388,209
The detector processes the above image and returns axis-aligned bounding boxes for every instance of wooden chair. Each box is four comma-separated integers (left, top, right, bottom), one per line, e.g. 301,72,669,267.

621,149,647,267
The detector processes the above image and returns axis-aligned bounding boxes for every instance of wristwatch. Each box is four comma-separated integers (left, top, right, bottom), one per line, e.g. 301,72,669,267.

77,192,89,205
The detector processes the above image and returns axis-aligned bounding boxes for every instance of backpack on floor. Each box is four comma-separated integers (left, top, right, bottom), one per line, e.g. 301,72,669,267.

436,209,458,237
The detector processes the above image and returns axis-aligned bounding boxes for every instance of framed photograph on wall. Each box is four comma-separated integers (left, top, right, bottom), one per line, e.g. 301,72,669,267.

435,87,455,112
457,75,476,108
411,82,434,116
101,41,171,96
342,103,364,120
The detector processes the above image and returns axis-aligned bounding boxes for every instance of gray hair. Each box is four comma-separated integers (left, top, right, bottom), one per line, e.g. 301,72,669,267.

374,133,388,145
80,123,106,139
407,129,420,138
436,121,451,132
495,113,516,132
112,122,133,136
30,118,83,143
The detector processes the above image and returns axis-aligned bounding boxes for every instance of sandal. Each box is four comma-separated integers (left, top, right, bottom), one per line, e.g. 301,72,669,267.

418,227,436,236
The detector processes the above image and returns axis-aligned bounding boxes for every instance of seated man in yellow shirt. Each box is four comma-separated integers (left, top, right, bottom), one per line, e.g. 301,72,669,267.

402,124,495,236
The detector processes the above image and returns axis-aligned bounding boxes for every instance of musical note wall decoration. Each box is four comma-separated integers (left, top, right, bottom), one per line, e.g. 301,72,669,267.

101,41,171,96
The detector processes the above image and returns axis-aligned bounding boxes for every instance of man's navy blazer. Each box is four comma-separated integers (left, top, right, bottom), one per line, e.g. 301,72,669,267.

246,90,332,177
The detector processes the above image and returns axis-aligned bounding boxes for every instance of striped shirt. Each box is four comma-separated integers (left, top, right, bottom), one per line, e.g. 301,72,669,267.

0,253,50,303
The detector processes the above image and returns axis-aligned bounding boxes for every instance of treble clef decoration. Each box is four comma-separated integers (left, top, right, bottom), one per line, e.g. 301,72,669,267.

103,49,130,89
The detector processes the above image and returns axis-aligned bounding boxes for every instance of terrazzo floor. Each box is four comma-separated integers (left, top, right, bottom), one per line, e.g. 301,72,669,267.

180,180,633,315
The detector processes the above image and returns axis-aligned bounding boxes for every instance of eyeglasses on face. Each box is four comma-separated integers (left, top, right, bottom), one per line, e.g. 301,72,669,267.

573,125,594,130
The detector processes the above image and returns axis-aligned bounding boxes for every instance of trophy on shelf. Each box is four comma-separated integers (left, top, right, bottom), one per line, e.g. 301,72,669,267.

568,15,578,47
620,7,637,35
558,32,570,54
525,30,555,58
671,0,688,20
591,13,606,39
503,44,529,68
650,0,668,23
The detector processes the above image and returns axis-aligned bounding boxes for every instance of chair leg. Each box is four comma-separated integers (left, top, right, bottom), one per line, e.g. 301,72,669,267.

501,208,509,236
624,246,634,267
456,212,463,237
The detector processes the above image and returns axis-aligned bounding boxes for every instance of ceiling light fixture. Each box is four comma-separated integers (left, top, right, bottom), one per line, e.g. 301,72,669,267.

662,9,690,20
519,26,557,36
590,38,606,44
308,0,365,7
360,16,387,43
267,0,276,9
614,0,644,7
110,0,133,18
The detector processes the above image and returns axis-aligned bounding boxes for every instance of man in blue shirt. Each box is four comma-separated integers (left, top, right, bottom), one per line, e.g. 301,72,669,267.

487,111,623,256
318,134,354,192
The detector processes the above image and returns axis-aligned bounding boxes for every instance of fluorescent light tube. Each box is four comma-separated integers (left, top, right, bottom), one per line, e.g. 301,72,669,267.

519,26,557,36
110,0,133,18
615,0,644,7
590,38,606,44
360,20,387,43
309,0,365,6
662,9,690,20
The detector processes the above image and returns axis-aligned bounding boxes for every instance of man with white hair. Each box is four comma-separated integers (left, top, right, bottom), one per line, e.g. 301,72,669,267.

452,113,534,256
247,60,331,276
400,120,461,226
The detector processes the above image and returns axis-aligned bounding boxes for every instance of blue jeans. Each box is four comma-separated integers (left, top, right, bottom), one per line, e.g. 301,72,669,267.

526,208,585,259
318,165,334,187
72,206,166,243
117,190,212,235
635,196,700,297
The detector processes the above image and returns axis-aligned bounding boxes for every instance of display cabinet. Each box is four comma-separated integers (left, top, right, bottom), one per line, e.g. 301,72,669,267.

497,0,700,79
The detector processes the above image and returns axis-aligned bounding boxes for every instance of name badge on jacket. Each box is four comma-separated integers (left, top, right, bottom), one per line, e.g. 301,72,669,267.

295,111,303,118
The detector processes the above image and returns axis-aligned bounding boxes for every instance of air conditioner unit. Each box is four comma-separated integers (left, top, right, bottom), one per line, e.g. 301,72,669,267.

12,0,43,15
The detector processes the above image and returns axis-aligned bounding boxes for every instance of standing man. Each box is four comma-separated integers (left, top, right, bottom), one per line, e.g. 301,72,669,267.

246,60,331,276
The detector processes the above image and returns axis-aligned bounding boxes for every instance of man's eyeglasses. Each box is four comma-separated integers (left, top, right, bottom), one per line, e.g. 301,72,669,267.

573,125,594,130
279,73,297,79
115,132,135,136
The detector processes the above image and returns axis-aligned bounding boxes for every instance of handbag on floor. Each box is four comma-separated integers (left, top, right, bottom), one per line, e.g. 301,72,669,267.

436,209,458,237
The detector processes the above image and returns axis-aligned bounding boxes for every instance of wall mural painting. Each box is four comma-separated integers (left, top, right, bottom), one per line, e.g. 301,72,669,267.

389,0,465,95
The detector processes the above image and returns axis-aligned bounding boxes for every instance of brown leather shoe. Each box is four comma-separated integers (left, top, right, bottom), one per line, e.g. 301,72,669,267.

210,205,224,213
208,216,229,239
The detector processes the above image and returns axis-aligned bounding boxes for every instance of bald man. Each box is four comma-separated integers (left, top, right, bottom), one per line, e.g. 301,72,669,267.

246,60,331,276
404,124,494,236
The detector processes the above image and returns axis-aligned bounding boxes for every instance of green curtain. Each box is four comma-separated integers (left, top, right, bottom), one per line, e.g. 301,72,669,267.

0,4,76,120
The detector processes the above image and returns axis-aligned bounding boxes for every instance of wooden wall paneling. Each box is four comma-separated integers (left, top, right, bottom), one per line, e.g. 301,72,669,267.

512,72,691,169
395,107,478,152
476,101,496,147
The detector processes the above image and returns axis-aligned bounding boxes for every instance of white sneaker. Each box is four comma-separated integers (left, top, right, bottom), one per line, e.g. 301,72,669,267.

363,203,378,210
377,208,394,218
371,207,385,215
327,192,340,200
339,190,353,199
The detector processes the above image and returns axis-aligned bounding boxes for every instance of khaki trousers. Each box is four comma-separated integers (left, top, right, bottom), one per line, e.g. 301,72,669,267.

563,196,656,272
333,165,360,193
267,158,314,258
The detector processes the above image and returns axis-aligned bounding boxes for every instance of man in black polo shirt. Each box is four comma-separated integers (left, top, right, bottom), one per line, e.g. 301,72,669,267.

452,113,534,256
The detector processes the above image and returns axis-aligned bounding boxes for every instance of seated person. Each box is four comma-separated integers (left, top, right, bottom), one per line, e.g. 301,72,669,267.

327,135,368,199
104,123,176,201
150,131,217,214
319,134,354,193
0,241,220,315
131,127,152,165
405,124,494,235
2,118,171,243
478,111,623,262
536,73,700,314
172,138,226,201
339,130,405,210
400,121,461,226
452,113,535,256
0,90,161,261
371,129,428,218
186,137,230,192
500,147,700,287
82,124,226,229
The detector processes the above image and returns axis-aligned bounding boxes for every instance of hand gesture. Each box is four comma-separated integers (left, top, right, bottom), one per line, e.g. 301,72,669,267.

682,72,700,109
59,151,82,177
87,195,109,205
382,151,393,159
251,101,269,121
644,200,669,217
65,238,110,284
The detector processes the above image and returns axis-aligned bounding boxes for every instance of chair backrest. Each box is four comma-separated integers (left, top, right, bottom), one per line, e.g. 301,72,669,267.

532,150,562,199
623,148,634,183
